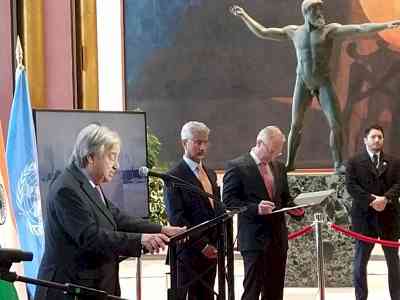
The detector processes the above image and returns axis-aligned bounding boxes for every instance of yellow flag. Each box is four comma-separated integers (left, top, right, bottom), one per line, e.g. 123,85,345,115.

0,122,28,300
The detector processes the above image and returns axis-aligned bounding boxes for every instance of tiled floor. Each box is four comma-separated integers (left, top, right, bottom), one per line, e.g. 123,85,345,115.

119,247,392,300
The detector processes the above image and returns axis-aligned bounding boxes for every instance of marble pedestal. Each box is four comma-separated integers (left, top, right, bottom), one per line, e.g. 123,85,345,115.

285,173,354,287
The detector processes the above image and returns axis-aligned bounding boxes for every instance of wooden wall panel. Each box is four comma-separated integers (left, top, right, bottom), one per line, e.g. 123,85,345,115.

43,0,74,109
0,1,14,138
23,0,46,108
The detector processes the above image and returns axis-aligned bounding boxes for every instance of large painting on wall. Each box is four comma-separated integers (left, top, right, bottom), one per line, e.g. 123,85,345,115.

124,0,400,170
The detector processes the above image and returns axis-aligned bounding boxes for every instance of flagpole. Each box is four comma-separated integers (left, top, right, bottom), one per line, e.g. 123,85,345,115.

7,33,45,298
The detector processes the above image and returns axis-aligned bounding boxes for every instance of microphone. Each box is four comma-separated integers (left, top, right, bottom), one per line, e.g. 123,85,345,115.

139,167,219,201
138,166,180,182
0,248,33,264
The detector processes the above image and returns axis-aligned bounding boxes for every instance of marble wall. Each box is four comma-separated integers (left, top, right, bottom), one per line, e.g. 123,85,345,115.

285,173,354,287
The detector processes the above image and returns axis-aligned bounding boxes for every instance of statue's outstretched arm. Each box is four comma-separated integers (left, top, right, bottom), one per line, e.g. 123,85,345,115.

329,20,400,39
230,5,292,41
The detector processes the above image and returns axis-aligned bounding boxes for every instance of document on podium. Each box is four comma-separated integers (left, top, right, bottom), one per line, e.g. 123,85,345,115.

271,189,335,214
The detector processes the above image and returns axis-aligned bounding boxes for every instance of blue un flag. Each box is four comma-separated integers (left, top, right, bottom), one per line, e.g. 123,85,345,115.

6,68,44,299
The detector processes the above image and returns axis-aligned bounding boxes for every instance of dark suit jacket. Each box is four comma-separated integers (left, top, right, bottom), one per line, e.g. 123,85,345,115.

164,159,224,253
35,163,161,300
346,151,400,239
222,154,293,252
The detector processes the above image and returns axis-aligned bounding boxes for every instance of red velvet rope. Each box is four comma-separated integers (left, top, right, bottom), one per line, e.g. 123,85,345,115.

330,223,400,248
288,225,314,240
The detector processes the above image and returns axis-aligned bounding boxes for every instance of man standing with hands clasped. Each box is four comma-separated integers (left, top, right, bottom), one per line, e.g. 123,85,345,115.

164,121,224,300
346,124,400,300
223,126,304,300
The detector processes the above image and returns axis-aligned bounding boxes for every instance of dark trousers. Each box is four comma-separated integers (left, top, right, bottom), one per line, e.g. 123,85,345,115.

354,240,400,300
176,252,217,300
241,238,288,300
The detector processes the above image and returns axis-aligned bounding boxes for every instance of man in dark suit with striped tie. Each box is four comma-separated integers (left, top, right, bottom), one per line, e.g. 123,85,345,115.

346,124,400,300
164,121,225,300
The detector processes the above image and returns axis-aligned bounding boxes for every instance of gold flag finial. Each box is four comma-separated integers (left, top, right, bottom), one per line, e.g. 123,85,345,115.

16,36,24,70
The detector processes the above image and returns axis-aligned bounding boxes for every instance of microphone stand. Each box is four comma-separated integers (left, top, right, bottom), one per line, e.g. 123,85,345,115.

0,265,127,300
169,181,216,200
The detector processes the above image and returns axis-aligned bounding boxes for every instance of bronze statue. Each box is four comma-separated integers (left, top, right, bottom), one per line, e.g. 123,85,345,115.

231,0,400,173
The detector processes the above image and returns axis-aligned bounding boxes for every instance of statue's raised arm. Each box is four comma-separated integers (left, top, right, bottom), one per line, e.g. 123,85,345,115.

230,5,294,41
230,0,400,174
328,20,400,39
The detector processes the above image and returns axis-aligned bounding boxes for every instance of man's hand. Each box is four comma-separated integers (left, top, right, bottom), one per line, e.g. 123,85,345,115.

388,20,400,29
369,195,387,212
161,225,187,237
230,5,245,17
258,200,275,215
142,233,169,254
201,244,218,259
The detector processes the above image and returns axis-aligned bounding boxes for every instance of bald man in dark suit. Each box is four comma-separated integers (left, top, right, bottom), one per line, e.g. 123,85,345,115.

223,126,303,300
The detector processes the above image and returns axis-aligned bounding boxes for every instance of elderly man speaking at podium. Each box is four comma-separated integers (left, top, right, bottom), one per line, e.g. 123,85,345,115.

35,124,184,300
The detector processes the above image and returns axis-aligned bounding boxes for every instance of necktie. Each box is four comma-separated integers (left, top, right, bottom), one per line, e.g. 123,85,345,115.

259,162,274,199
95,185,107,206
372,154,379,169
197,164,214,208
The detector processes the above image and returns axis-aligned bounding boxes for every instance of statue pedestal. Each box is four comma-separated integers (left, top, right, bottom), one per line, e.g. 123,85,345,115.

285,172,353,287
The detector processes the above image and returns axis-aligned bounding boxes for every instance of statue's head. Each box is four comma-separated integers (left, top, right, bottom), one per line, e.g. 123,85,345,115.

302,0,325,28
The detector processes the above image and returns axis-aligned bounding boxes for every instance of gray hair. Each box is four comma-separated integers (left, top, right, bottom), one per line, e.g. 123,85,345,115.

301,0,323,16
69,123,121,167
257,126,286,144
180,121,210,140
